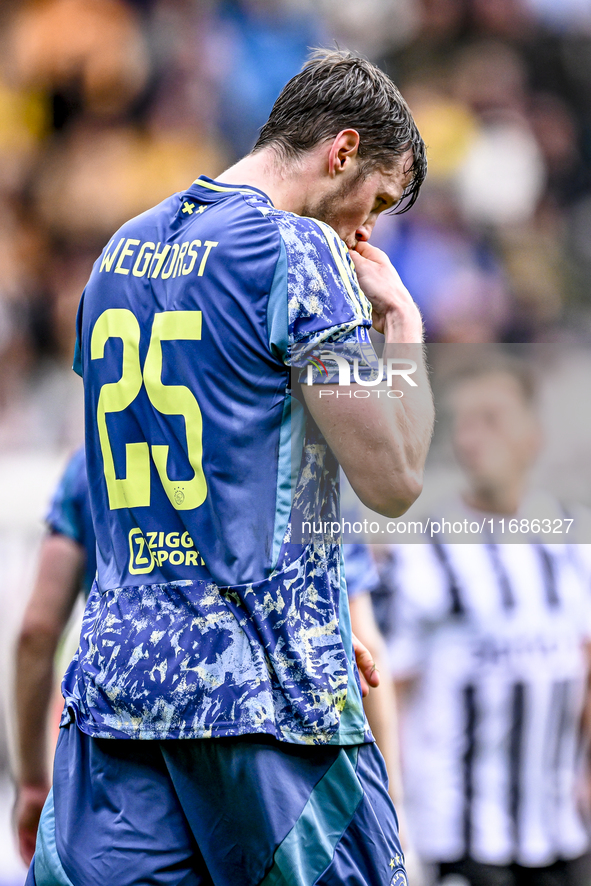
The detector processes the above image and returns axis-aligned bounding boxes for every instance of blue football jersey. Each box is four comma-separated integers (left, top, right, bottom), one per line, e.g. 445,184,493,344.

63,175,375,744
46,446,96,596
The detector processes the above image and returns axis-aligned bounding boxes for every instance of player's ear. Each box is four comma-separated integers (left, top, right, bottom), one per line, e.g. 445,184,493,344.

328,130,360,176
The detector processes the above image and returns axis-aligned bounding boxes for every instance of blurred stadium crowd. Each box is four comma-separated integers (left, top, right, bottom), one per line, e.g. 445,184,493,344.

0,0,590,455
2,0,591,881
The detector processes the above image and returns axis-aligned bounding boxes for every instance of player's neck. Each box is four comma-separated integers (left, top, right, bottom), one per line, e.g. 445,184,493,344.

215,148,317,216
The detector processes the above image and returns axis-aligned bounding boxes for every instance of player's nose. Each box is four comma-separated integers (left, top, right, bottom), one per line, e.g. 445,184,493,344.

355,215,376,243
355,222,373,242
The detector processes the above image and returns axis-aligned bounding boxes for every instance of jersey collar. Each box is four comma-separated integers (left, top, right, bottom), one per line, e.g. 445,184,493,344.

192,175,274,205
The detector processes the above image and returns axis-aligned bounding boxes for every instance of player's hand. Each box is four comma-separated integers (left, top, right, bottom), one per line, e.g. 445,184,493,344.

352,632,380,697
15,783,49,865
349,240,423,342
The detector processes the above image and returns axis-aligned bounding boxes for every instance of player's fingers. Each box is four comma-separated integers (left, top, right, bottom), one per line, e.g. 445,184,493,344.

350,243,406,288
351,239,379,258
350,240,389,264
352,632,380,695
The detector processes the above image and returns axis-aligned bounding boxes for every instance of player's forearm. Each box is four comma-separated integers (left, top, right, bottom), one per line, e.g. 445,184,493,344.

14,534,84,785
385,340,434,476
350,345,433,516
384,336,433,444
346,437,425,518
15,632,57,786
304,366,433,518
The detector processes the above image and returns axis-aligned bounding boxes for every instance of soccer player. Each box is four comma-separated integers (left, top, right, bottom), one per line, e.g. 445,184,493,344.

377,361,591,886
28,49,434,885
15,447,95,865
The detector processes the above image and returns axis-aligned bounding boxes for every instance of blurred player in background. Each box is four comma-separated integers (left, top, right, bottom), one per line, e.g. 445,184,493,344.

14,447,94,865
28,50,433,885
376,360,591,886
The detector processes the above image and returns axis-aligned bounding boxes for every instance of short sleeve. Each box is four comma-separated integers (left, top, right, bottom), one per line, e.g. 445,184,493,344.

45,447,97,594
46,449,87,544
276,215,375,371
343,543,380,599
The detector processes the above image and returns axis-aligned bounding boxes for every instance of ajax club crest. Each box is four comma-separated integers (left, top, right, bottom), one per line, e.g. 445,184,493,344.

390,869,408,886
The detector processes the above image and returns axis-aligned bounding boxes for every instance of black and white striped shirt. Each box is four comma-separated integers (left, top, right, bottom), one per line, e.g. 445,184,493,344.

378,513,591,867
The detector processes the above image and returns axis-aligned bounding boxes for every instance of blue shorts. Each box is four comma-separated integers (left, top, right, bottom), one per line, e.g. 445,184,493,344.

28,721,406,886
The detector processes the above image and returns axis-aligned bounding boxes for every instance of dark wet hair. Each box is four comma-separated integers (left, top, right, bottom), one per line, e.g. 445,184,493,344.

253,48,427,213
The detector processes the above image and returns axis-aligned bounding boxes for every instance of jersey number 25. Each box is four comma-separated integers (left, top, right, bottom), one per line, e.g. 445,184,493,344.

91,308,207,511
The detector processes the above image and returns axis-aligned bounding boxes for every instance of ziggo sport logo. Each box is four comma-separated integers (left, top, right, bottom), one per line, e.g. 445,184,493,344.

305,352,418,398
128,528,205,575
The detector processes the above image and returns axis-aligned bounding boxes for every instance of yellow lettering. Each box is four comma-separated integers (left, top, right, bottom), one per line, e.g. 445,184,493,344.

132,241,155,277
169,550,184,565
181,532,194,548
198,241,218,276
128,528,155,575
159,532,164,547
185,551,198,566
134,534,150,565
174,242,190,278
182,240,201,275
143,312,207,510
114,238,140,275
156,550,169,566
165,532,180,548
161,244,180,280
147,531,158,549
100,237,125,273
149,243,172,278
91,310,149,509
